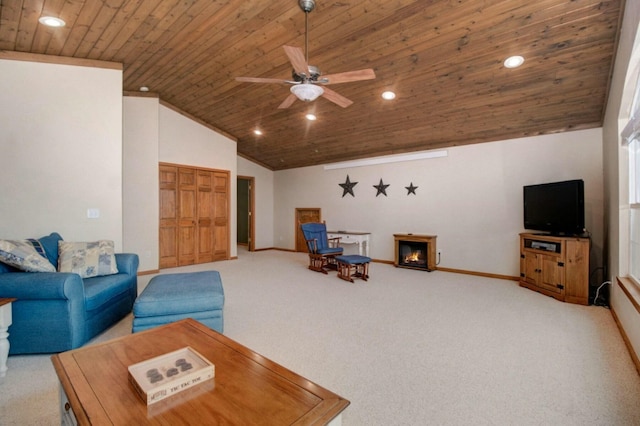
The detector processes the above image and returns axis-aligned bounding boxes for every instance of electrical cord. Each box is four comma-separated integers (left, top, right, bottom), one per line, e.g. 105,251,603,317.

593,280,611,307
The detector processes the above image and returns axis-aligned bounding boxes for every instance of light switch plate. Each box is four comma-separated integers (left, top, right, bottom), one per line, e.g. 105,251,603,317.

87,208,100,219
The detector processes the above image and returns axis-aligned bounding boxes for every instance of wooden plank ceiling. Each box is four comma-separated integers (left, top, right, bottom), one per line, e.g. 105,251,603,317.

0,0,624,170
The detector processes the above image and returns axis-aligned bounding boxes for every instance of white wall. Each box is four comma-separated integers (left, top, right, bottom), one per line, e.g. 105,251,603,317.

158,104,238,259
123,97,160,271
0,58,124,249
603,0,640,364
274,129,604,277
237,157,275,250
122,99,239,269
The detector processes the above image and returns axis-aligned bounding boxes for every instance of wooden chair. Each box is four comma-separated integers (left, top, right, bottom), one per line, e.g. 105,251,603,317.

300,222,343,273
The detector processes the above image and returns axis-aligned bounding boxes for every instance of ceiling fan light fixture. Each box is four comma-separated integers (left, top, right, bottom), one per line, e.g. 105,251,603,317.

504,55,525,68
382,91,396,100
38,16,66,27
305,113,317,121
291,83,324,102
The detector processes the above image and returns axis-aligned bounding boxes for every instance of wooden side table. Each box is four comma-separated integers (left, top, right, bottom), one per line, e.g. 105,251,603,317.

0,298,16,377
327,231,371,256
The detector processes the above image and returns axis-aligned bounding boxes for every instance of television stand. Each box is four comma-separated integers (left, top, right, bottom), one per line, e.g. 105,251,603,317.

519,233,590,305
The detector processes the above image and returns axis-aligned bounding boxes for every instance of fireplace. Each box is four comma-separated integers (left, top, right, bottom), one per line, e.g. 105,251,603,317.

398,241,428,269
393,234,437,271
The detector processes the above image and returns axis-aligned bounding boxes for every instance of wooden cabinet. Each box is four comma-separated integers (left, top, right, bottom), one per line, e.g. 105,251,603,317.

159,164,229,268
519,233,590,305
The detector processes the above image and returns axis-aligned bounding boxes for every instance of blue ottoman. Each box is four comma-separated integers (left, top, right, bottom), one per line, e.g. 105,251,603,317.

132,271,224,333
335,255,371,283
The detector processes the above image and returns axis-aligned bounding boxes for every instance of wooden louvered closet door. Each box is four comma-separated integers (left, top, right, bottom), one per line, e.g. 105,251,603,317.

159,164,229,268
178,167,197,266
212,172,229,261
159,165,179,268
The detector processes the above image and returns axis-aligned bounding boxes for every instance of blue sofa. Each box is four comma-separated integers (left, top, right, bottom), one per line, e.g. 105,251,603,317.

0,233,139,354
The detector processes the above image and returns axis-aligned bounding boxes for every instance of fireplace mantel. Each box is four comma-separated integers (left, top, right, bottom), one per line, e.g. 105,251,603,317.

393,234,437,271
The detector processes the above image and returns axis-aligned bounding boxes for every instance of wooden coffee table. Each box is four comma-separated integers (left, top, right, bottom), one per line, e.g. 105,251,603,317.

51,318,349,425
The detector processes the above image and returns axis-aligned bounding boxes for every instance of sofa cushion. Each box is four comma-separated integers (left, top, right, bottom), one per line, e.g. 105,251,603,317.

0,262,18,273
0,239,56,272
58,240,119,278
83,273,132,311
38,232,63,267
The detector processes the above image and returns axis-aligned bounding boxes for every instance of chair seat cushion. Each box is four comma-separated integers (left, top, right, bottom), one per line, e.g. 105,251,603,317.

316,247,343,255
133,271,224,317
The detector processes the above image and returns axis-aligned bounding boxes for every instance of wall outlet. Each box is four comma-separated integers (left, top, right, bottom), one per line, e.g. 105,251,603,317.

87,208,100,219
437,249,442,256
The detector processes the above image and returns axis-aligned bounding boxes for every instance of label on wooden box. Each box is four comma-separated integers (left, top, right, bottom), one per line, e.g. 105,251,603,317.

128,346,215,405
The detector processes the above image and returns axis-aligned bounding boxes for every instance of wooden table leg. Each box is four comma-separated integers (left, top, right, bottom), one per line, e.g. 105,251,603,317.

0,299,14,377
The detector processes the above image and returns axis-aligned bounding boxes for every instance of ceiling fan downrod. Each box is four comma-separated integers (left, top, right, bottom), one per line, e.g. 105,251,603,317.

299,0,315,65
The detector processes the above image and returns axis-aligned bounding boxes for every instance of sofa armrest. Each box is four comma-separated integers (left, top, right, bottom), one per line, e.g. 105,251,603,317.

0,272,84,301
115,253,139,276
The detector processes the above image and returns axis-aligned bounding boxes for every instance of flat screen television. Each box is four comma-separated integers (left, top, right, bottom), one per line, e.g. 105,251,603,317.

523,179,585,235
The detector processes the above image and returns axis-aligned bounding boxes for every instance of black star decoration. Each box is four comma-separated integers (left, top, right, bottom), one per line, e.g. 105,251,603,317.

339,175,358,197
373,178,390,197
405,182,418,195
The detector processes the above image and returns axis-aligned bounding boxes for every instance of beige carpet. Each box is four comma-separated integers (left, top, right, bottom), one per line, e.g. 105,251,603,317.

1,248,640,425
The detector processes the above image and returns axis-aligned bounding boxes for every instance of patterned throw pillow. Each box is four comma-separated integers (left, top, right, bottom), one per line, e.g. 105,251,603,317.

58,240,119,278
0,239,57,272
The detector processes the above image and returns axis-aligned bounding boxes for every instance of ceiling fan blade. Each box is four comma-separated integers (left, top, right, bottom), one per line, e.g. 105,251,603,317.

321,69,376,84
278,93,298,109
236,77,288,84
283,45,309,76
321,87,353,108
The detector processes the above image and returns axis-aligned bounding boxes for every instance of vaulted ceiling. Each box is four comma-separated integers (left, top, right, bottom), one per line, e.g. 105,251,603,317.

0,0,624,170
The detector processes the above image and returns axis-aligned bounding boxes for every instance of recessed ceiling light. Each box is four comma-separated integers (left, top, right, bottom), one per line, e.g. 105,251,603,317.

253,129,263,136
381,91,396,100
139,86,149,92
38,16,66,27
305,113,317,121
504,55,525,69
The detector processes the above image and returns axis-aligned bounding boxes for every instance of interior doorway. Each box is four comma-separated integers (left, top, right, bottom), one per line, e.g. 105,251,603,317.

237,176,255,252
295,208,321,252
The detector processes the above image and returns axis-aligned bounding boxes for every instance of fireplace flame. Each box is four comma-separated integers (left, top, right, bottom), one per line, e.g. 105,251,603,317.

404,251,421,263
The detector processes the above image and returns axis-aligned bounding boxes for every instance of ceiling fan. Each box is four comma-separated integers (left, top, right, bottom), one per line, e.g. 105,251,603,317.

235,0,376,109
